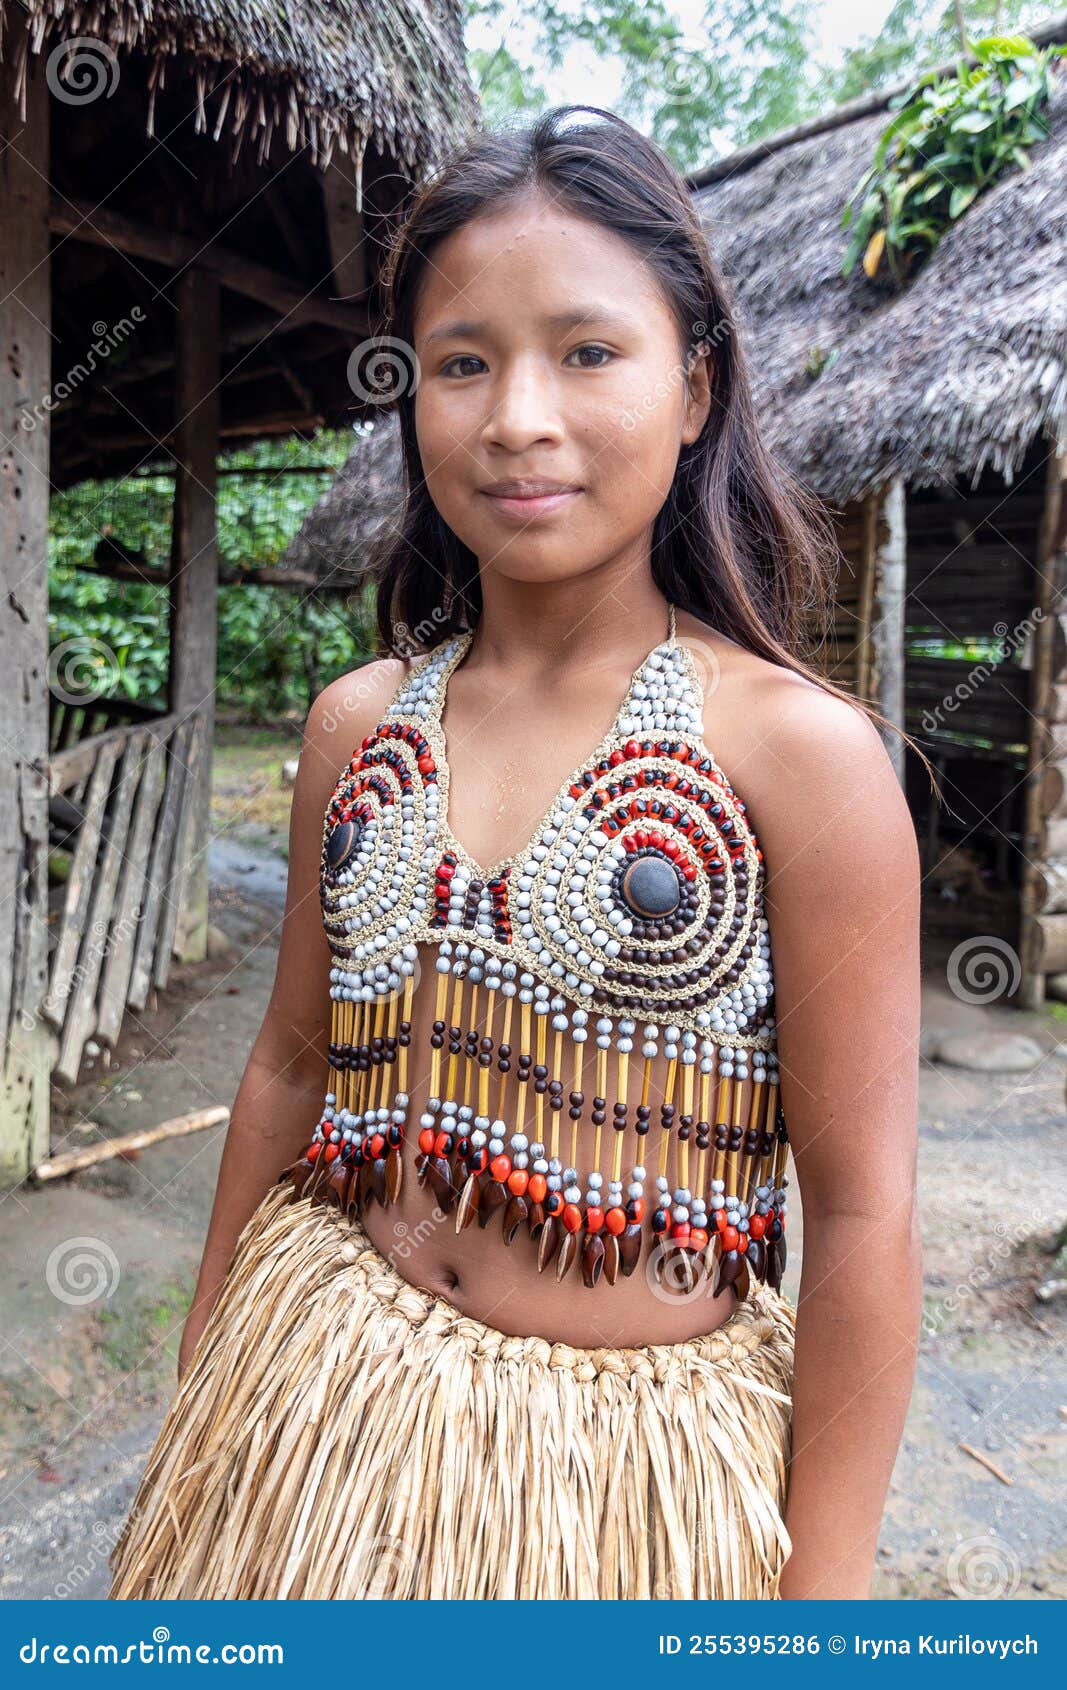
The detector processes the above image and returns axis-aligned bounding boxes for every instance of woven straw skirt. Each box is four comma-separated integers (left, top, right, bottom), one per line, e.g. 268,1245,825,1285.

107,1180,796,1600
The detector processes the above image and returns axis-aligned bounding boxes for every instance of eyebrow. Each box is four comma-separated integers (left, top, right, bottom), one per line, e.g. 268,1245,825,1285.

422,306,636,346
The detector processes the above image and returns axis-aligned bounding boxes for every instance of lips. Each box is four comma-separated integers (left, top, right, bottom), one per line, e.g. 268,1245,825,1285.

481,480,582,497
480,479,583,523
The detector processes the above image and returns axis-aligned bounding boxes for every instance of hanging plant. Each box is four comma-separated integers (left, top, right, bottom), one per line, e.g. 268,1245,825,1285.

842,33,1065,287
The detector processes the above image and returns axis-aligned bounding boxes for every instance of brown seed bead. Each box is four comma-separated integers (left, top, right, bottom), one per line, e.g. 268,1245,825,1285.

635,1103,651,1138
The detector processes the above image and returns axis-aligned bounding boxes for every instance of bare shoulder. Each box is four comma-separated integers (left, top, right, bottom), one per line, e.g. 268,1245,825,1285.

295,654,421,803
674,611,915,875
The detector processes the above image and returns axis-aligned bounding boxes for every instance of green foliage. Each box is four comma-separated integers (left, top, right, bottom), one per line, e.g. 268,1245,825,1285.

829,0,1042,104
841,32,1064,285
48,432,372,720
465,0,825,170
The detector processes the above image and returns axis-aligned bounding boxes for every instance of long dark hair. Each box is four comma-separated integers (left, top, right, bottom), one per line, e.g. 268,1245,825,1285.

368,103,923,766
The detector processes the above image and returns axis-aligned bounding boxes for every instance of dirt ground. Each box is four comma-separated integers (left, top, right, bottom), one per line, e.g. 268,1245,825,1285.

1,732,1065,1600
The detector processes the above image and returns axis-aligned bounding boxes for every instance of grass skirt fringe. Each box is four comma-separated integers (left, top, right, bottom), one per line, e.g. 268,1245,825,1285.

108,1181,796,1600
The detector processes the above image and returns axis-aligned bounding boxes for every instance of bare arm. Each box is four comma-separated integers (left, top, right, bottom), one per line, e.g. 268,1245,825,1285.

178,658,408,1376
745,682,922,1599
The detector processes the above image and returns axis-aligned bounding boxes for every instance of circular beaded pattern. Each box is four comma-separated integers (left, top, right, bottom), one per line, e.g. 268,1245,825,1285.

513,736,767,1023
319,721,439,951
317,624,776,1047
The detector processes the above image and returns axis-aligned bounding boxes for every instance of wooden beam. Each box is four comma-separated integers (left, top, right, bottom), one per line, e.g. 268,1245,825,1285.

49,197,369,336
168,270,221,964
80,554,329,592
0,19,51,1182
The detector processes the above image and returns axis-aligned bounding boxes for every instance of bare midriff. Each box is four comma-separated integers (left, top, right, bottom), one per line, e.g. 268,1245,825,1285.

356,942,749,1348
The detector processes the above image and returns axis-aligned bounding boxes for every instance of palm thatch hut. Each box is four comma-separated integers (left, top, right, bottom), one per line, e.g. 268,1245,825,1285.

0,0,477,1179
284,21,1067,1008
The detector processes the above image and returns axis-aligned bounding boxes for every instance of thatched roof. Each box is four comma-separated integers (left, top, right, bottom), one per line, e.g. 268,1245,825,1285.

0,0,478,483
692,66,1067,504
283,413,404,588
2,0,478,174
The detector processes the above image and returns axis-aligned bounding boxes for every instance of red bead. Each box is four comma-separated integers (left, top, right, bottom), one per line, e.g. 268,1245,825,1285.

748,1213,766,1239
671,1220,691,1241
307,1141,321,1161
585,1205,604,1232
369,1133,385,1157
417,754,435,774
631,1196,645,1222
324,1143,339,1162
605,1207,626,1235
562,1202,583,1233
624,739,641,759
417,1128,435,1154
433,1130,452,1156
690,1227,709,1249
713,1208,727,1231
527,1173,547,1202
721,1224,739,1251
507,1169,529,1197
490,1154,512,1183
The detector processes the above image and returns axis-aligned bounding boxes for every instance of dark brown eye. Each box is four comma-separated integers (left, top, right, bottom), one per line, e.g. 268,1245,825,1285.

567,344,613,368
442,355,484,378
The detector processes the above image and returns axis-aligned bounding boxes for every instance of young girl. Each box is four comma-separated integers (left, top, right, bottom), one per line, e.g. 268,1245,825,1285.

109,105,922,1602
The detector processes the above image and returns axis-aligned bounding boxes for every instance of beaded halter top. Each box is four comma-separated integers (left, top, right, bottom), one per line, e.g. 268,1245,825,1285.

279,603,791,1299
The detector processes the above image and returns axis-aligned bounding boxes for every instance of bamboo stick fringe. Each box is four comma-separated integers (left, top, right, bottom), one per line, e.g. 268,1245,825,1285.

108,1182,796,1600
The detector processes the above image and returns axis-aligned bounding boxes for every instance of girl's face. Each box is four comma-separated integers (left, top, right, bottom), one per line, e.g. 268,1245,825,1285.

411,190,711,584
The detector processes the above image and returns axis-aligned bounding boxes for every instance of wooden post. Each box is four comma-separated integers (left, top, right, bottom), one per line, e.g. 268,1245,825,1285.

1019,441,1067,1010
869,477,908,784
322,146,369,302
168,269,220,963
0,22,52,1182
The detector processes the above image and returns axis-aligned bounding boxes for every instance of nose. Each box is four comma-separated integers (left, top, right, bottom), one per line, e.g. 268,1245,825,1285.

480,355,566,454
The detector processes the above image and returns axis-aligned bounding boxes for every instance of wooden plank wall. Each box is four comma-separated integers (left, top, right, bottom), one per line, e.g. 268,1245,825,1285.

44,710,204,1084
